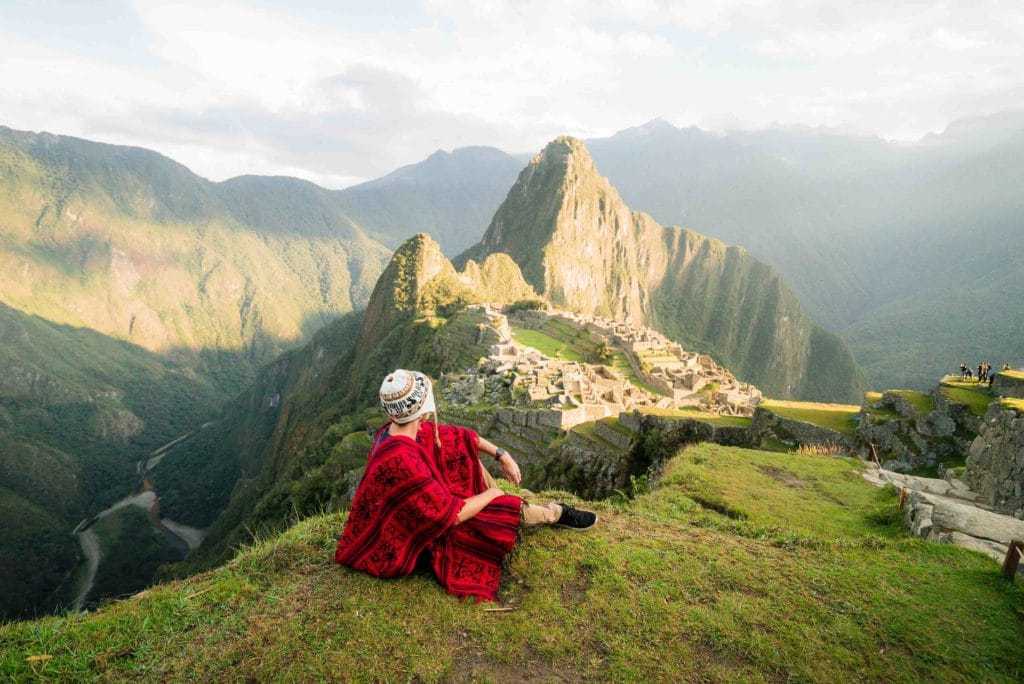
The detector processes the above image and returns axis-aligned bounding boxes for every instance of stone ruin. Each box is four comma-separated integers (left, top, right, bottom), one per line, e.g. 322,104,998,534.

441,303,762,429
541,309,762,415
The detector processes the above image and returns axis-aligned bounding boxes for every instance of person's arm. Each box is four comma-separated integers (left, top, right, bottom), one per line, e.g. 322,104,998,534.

457,487,505,523
477,436,522,485
477,435,500,458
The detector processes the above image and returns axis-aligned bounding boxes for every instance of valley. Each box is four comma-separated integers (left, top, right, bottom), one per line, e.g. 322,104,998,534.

69,423,214,612
2,119,1023,682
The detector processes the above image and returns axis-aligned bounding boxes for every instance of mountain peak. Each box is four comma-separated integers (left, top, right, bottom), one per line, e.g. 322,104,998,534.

460,136,653,322
458,136,864,402
530,135,594,170
358,234,455,346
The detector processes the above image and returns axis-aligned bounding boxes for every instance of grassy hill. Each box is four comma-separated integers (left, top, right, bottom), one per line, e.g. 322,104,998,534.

4,443,1022,681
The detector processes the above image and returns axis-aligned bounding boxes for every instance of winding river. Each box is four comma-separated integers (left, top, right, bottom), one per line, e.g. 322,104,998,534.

70,424,214,612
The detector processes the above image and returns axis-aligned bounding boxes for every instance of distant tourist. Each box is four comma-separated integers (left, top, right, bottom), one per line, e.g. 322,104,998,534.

959,362,969,381
965,367,974,382
335,369,597,602
1004,363,1011,371
989,371,996,389
978,363,985,383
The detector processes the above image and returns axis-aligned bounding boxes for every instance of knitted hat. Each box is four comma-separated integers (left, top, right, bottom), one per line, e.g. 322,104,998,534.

379,369,436,424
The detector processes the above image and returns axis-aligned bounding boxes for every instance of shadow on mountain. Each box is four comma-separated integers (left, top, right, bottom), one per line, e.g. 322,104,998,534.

0,302,358,620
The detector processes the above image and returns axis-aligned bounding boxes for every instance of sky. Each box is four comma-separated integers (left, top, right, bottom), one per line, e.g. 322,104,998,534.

2,0,1024,188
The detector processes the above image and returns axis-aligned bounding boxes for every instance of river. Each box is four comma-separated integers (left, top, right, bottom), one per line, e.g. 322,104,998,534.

70,423,214,612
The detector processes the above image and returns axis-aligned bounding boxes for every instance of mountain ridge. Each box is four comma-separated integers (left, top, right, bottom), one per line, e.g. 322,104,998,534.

459,136,863,402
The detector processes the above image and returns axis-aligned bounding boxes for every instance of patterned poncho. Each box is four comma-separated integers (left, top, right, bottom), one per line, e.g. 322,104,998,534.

334,421,522,601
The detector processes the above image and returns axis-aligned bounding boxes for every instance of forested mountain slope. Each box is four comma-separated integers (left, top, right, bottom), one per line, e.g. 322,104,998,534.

0,126,392,619
0,303,220,619
460,137,863,403
336,146,525,256
0,126,390,394
584,115,1024,387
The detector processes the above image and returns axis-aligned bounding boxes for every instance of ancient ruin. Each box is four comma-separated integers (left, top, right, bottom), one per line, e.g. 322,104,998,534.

442,303,762,429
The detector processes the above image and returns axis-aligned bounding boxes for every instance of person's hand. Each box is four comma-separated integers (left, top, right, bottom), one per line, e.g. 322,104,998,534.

486,486,506,500
498,453,522,486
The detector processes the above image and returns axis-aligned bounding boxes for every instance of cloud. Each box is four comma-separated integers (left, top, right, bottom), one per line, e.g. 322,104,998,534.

2,0,1023,185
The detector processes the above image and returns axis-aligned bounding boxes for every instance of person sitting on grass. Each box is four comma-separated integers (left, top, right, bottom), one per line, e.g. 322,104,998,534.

335,369,597,602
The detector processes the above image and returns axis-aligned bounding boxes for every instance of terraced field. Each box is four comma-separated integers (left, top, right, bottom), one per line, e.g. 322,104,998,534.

760,399,861,436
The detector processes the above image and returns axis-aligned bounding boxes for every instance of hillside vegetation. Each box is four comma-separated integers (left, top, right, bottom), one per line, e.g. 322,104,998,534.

4,443,1022,682
0,125,393,619
0,303,221,619
0,126,390,394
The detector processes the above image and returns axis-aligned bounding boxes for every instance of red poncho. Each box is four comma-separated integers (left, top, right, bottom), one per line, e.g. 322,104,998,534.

335,421,523,601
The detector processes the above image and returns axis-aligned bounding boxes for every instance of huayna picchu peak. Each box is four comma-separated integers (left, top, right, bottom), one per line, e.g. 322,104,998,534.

460,136,863,403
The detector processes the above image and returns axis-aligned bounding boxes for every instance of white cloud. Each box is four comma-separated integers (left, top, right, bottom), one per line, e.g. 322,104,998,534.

1,0,1023,185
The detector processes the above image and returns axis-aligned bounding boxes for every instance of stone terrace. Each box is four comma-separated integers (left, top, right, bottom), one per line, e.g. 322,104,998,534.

442,304,762,429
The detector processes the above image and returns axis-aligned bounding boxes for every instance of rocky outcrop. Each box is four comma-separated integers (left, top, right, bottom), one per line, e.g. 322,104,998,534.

458,136,863,403
964,403,1024,518
864,466,1024,570
992,372,1024,399
857,390,975,471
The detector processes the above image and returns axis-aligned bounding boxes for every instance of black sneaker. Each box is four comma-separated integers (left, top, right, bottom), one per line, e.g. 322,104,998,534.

555,503,598,530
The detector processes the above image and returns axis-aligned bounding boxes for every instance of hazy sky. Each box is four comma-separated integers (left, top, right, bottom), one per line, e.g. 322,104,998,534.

3,0,1023,187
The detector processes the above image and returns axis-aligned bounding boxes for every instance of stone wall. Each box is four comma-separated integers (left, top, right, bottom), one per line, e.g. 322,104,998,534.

593,420,635,451
620,412,756,449
856,390,974,471
865,466,1024,570
964,402,1024,518
750,408,859,452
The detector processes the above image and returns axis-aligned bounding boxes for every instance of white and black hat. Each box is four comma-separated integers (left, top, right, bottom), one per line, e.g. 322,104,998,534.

379,369,436,424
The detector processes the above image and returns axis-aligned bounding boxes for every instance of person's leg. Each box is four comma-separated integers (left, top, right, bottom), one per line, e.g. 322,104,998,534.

479,460,499,489
521,502,562,526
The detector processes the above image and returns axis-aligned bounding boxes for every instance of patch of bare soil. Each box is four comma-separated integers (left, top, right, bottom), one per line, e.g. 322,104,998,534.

757,465,806,489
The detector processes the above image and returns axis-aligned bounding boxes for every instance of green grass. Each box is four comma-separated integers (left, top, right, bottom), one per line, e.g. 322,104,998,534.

3,444,1022,681
760,400,860,436
510,326,585,362
510,324,666,396
638,407,752,428
939,376,997,416
1001,397,1024,412
887,390,936,415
